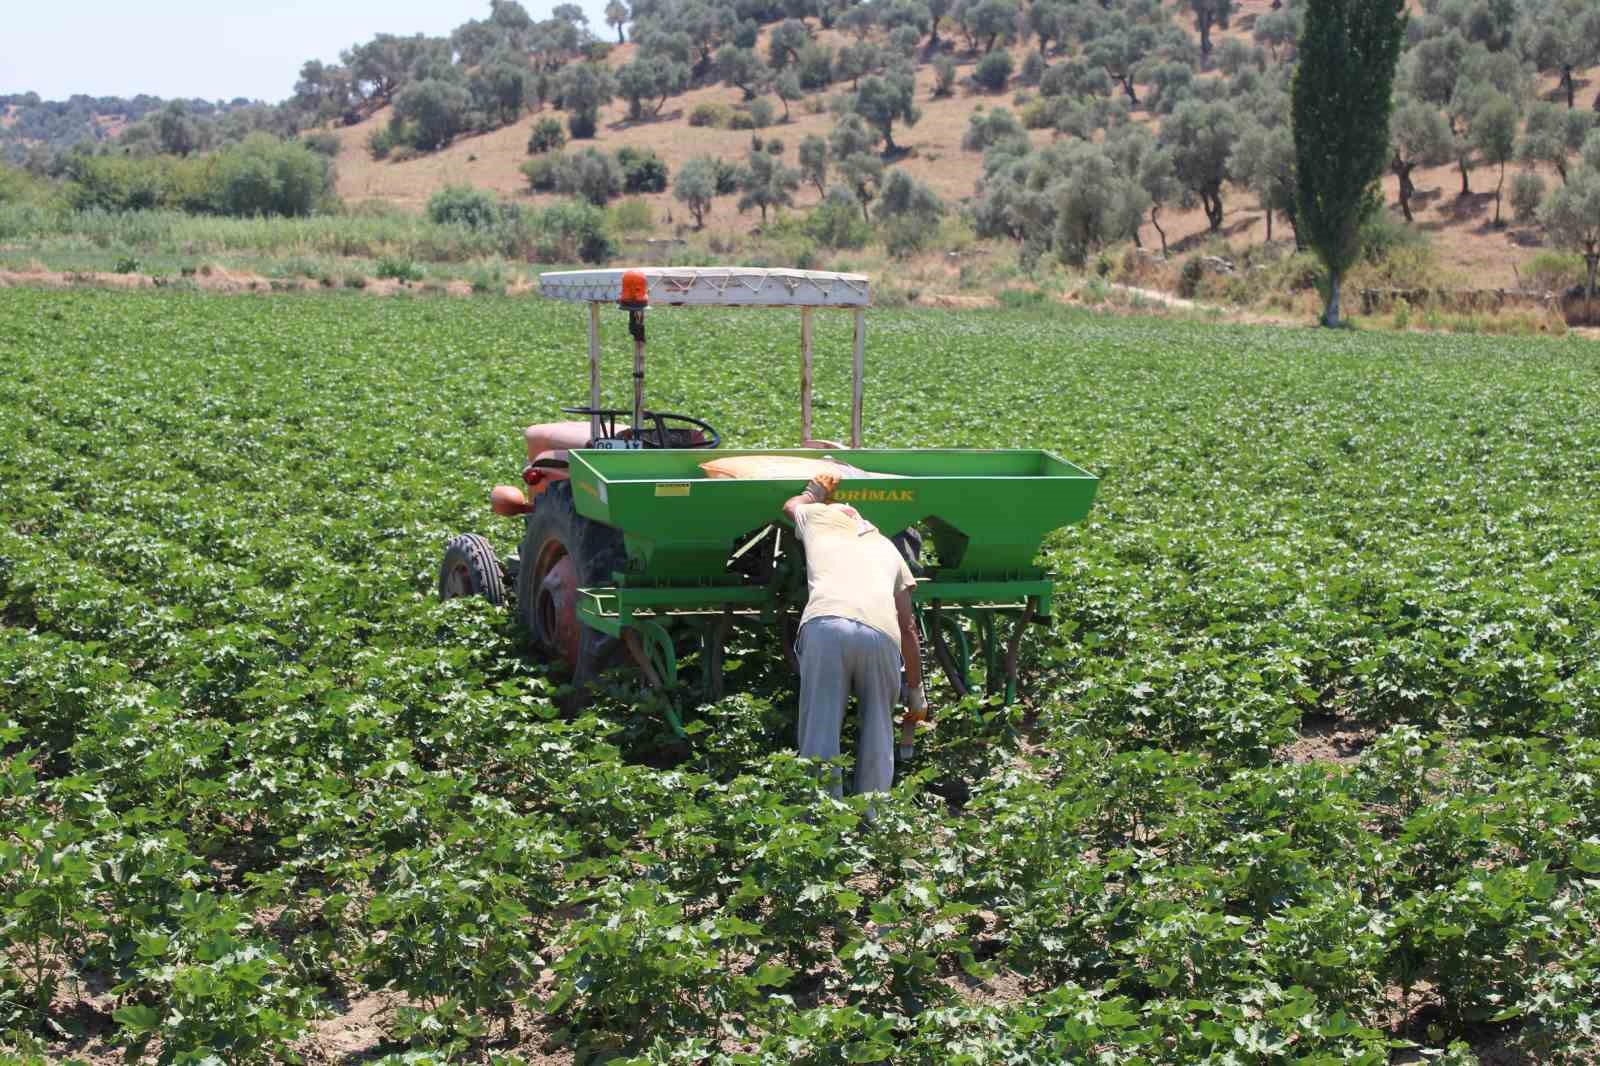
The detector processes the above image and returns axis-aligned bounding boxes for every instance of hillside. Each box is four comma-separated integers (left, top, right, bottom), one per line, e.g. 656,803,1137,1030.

322,0,1589,290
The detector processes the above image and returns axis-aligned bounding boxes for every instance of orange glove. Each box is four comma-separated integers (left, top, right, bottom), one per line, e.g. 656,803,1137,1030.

804,472,840,503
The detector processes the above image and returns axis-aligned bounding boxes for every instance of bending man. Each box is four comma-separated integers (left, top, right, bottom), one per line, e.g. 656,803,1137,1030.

782,473,928,796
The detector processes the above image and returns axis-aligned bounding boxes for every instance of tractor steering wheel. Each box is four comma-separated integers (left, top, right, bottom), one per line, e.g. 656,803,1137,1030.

562,407,722,449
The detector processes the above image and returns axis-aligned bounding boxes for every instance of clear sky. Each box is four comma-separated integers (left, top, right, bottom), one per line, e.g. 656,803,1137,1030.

2,0,613,104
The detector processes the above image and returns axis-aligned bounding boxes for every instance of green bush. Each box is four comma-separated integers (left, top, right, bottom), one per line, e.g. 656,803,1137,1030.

366,126,396,161
568,107,600,140
1358,210,1427,265
750,98,776,128
688,102,733,128
67,135,331,218
376,256,424,282
392,79,471,151
806,190,871,249
539,199,616,264
617,147,670,194
609,198,655,234
528,117,567,154
427,185,508,230
301,130,342,157
974,52,1014,93
521,155,562,193
1508,171,1546,225
1523,250,1584,292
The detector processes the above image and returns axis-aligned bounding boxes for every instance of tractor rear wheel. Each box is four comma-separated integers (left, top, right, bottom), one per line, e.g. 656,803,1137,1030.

439,533,507,605
516,480,627,680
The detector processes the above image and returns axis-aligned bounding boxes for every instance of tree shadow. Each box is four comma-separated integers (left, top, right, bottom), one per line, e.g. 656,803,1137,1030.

1542,75,1590,105
1445,191,1497,222
881,144,917,163
1507,226,1545,248
1410,186,1444,210
606,108,684,131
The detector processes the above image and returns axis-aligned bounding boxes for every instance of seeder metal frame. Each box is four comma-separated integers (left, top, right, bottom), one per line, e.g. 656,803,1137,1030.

530,269,1100,736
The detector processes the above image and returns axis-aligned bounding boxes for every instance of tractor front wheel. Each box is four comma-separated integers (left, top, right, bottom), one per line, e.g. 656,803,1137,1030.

516,481,626,680
438,533,507,605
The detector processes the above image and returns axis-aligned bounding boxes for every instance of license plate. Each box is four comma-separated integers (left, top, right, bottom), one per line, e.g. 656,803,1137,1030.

592,438,643,450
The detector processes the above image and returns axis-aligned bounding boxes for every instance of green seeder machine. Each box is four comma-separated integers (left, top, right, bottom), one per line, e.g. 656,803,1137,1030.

438,268,1098,735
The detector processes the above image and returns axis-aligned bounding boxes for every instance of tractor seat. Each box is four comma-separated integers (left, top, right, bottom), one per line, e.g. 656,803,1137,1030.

524,419,709,467
524,420,602,463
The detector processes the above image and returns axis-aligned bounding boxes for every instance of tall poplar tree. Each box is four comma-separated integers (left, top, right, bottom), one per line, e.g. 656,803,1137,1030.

1291,0,1406,326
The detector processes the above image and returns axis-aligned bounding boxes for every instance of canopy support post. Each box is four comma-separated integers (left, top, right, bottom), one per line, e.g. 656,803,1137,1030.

800,306,814,443
631,312,646,440
588,302,602,442
851,307,865,448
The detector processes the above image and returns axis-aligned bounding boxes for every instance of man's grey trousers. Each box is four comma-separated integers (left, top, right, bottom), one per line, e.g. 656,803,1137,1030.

796,616,901,796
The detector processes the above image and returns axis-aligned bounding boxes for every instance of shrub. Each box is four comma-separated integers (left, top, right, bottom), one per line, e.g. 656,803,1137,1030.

1359,211,1428,264
798,43,835,91
569,148,625,205
211,135,330,218
609,198,655,234
933,57,958,98
750,97,776,128
617,147,669,194
528,117,567,154
1019,52,1046,87
366,126,396,161
689,102,733,128
427,185,504,229
1522,250,1583,292
376,256,424,282
806,189,871,249
962,108,1024,152
974,52,1014,93
539,200,616,263
520,155,562,192
567,107,600,140
712,158,743,195
301,130,342,157
1508,171,1545,225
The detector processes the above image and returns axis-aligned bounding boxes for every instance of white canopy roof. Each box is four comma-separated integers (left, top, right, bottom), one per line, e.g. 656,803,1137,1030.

539,267,870,307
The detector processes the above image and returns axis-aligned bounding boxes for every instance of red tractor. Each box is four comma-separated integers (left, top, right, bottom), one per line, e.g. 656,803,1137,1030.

438,266,867,681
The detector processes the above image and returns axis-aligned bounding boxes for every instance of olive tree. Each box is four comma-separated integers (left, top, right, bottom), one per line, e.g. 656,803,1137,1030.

1520,0,1600,109
1541,165,1600,297
1471,92,1518,226
1051,143,1148,266
1189,0,1234,59
848,73,920,154
1231,120,1296,241
617,56,689,120
673,155,718,228
876,169,946,254
736,146,800,224
1107,124,1181,255
798,133,830,195
830,114,885,220
1389,98,1453,221
556,63,616,139
716,46,768,100
1519,102,1595,184
605,0,630,43
393,79,471,150
1160,98,1237,232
